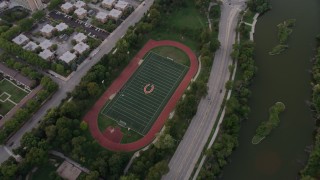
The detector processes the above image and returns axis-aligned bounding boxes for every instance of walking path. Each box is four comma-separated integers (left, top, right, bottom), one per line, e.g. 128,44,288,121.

83,40,198,151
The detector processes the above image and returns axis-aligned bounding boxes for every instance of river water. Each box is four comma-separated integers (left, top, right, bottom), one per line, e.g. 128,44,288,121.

222,0,320,179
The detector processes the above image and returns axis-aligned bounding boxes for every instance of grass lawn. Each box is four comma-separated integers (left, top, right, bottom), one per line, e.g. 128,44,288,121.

151,46,190,66
145,0,207,51
0,100,15,115
0,79,28,103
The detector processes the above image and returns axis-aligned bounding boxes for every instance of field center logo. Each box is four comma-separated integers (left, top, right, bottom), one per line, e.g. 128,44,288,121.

144,83,155,94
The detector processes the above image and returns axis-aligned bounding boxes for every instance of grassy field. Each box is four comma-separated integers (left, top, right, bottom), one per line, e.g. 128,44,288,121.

146,0,207,51
0,79,28,103
151,46,190,66
0,100,15,115
101,52,188,135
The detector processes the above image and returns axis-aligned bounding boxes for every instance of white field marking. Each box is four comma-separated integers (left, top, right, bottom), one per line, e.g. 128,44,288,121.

113,100,154,119
4,79,30,94
149,51,189,69
142,66,189,134
110,108,147,127
0,92,11,102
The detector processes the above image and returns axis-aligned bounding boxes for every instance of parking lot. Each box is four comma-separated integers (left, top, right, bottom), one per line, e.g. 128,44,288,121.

48,11,109,40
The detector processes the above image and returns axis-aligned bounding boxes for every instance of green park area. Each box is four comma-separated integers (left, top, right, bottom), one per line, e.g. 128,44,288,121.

269,19,296,55
151,46,190,66
0,79,29,115
252,102,286,144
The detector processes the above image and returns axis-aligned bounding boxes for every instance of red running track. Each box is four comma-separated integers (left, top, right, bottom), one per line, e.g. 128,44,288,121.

83,40,199,151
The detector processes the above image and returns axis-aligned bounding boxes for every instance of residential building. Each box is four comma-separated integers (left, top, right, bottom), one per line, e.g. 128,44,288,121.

0,63,35,90
61,2,74,14
73,42,89,54
73,32,87,43
74,1,86,9
12,34,29,46
101,0,115,9
74,8,87,19
108,9,122,20
0,1,9,10
55,23,69,32
13,0,44,11
115,0,128,11
23,41,39,51
39,49,54,60
59,51,76,64
95,11,108,23
40,24,55,38
39,39,53,50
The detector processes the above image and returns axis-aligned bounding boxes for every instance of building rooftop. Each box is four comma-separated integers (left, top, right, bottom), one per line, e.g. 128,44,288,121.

61,2,73,10
73,42,89,54
59,51,76,63
74,1,86,8
39,39,53,50
102,0,116,6
95,11,108,20
0,63,35,88
39,49,54,60
40,24,55,34
0,1,9,9
12,34,29,45
74,8,87,16
55,23,69,32
115,0,129,10
109,9,122,19
23,41,39,51
73,32,87,42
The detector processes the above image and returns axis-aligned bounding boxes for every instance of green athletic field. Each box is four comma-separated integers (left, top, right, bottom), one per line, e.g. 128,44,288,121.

0,79,29,115
101,52,189,135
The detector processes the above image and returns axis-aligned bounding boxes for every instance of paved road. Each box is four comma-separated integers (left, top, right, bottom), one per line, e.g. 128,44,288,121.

162,1,245,179
0,0,154,164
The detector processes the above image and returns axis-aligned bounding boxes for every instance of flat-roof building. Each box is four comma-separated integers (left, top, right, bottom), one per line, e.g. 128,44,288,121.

115,0,129,11
74,8,87,19
23,41,39,51
95,11,108,23
108,9,122,20
0,63,35,90
39,49,54,60
40,24,55,38
61,2,74,14
0,1,9,10
39,39,53,50
101,0,116,9
59,51,76,64
74,1,86,9
73,42,89,54
55,23,69,32
12,34,29,46
73,32,87,43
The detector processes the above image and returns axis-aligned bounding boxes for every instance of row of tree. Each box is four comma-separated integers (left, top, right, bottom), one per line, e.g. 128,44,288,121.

299,35,320,179
198,25,257,178
0,76,58,144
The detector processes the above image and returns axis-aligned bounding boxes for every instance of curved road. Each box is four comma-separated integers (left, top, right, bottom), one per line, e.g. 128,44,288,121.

163,1,245,179
0,0,155,164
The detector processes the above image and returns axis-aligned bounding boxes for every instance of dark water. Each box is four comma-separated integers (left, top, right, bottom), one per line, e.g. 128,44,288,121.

222,0,320,179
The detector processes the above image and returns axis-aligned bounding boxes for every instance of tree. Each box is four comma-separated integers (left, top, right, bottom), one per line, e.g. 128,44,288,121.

85,171,100,180
146,160,169,180
60,101,80,119
154,133,175,149
32,10,45,21
80,121,88,131
87,82,100,96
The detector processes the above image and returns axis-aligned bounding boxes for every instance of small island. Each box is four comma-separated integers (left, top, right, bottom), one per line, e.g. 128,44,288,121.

252,102,285,144
269,19,296,55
